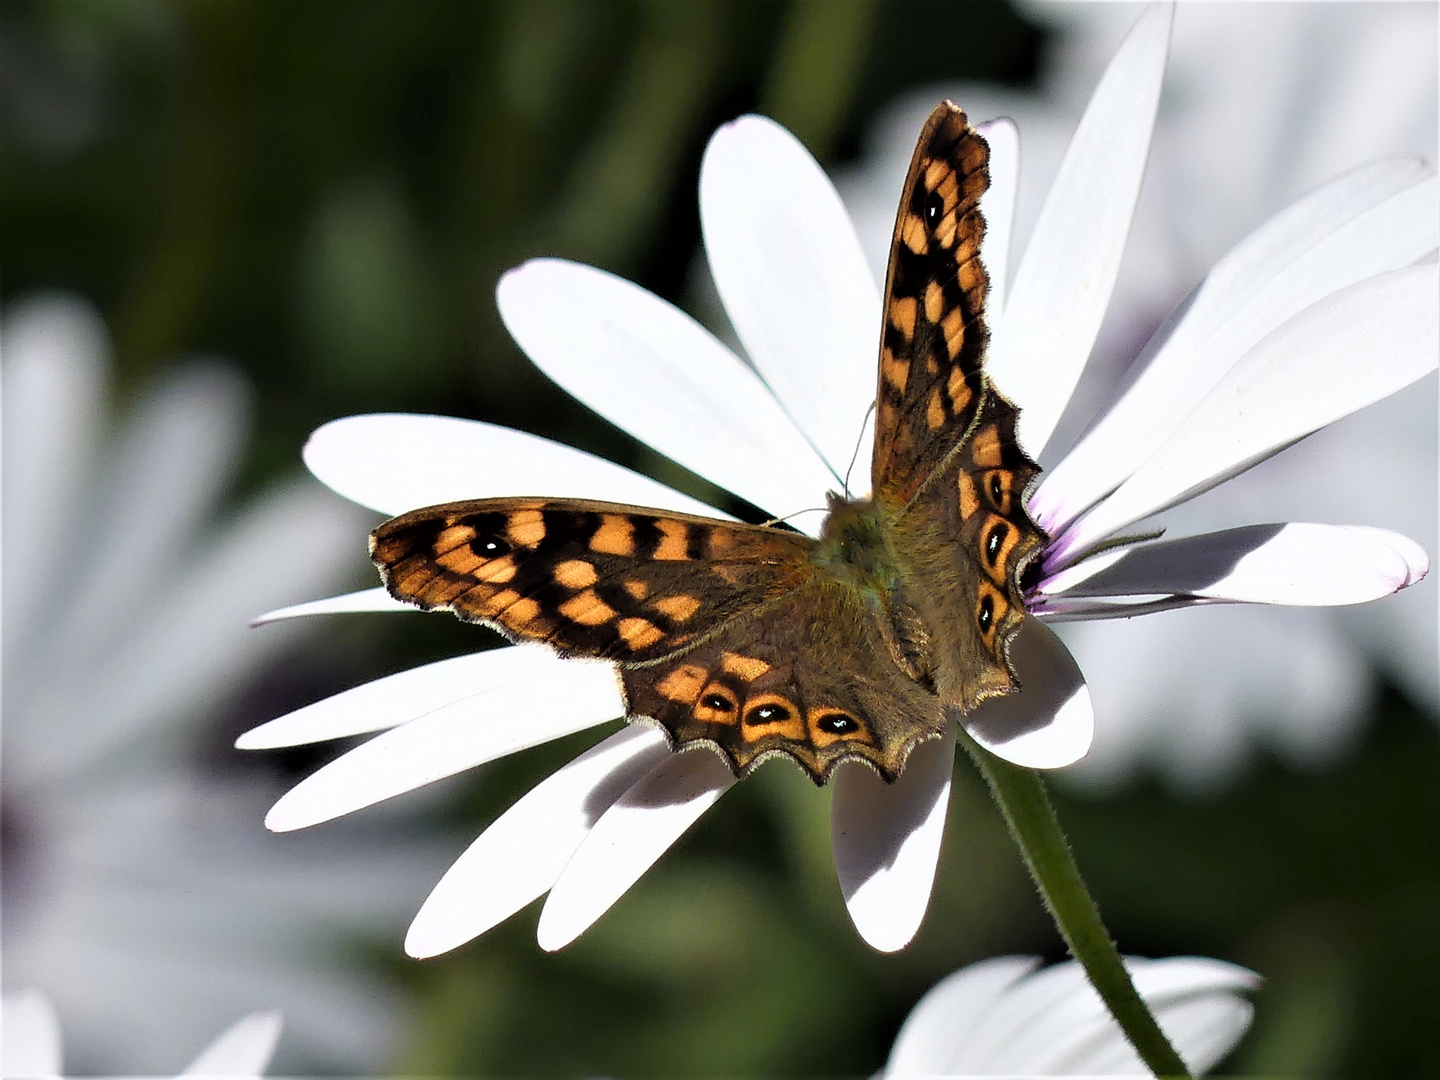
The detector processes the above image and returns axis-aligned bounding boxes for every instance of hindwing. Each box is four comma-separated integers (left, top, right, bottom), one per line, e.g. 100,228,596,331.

622,579,946,783
896,389,1045,712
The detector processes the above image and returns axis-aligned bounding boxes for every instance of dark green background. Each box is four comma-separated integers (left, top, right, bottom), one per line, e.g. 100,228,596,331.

3,1,1435,1075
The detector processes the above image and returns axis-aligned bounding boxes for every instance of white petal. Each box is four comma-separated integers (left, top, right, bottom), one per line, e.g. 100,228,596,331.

405,725,669,958
1033,594,1199,622
1345,524,1430,586
45,362,249,675
13,479,367,785
1,294,106,646
536,746,736,950
1032,545,1134,596
180,1011,283,1076
963,618,1094,769
250,587,411,625
1056,262,1439,559
884,957,1042,1075
237,644,566,749
945,957,1098,1071
972,956,1258,1075
701,115,880,483
1128,955,1262,1000
975,117,1019,319
1152,996,1256,1077
1035,162,1438,534
830,727,955,953
265,661,623,831
2,988,63,1078
497,259,835,524
1044,523,1415,607
987,4,1173,457
1040,958,1259,1075
303,413,723,518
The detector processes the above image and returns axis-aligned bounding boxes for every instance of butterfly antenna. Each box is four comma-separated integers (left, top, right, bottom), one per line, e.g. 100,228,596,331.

843,401,876,499
760,507,827,529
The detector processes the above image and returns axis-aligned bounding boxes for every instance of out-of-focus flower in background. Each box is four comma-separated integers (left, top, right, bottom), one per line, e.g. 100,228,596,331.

838,2,1439,791
1,295,448,1074
2,988,282,1079
882,953,1258,1077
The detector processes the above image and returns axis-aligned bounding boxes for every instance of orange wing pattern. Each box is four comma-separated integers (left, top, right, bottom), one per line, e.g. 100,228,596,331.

372,498,811,664
871,102,992,506
622,579,946,783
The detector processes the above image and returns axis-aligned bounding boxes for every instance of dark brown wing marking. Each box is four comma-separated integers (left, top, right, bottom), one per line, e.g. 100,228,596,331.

371,498,813,664
872,101,992,505
622,579,946,783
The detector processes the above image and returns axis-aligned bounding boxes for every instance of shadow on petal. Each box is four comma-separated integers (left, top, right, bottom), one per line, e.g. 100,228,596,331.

1047,522,1414,606
831,727,954,951
964,618,1093,769
1055,523,1285,596
537,747,735,950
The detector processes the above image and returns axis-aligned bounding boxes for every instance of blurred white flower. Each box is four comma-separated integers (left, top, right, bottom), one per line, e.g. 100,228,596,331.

1,295,447,1074
2,987,281,1078
838,2,1439,790
882,954,1258,1077
242,4,1434,960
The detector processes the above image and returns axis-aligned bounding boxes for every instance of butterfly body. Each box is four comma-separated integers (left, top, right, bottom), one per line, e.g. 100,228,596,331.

371,103,1046,784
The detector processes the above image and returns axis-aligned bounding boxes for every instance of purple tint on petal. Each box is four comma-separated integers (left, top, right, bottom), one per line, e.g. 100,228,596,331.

1042,522,1413,606
1345,524,1430,586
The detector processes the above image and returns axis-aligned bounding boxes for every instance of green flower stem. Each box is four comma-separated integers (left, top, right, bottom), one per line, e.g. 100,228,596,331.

959,731,1191,1079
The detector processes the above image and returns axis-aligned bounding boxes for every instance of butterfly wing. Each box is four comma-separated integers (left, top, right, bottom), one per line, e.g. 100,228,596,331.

621,578,945,783
870,101,992,505
868,102,1047,712
372,497,945,781
895,390,1045,712
371,498,811,664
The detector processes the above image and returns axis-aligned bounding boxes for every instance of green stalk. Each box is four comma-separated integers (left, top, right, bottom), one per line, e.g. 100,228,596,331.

959,731,1191,1079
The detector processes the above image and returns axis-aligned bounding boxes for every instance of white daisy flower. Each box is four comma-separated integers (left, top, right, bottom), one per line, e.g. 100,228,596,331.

1,295,447,1073
246,6,1436,957
2,988,281,1079
839,3,1438,788
882,954,1258,1077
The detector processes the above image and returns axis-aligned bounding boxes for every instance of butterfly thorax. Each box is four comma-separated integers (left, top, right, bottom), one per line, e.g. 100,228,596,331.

813,492,937,688
812,493,901,595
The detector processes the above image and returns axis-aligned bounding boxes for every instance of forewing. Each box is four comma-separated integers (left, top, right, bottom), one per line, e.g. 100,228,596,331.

623,579,946,784
371,498,813,664
897,389,1045,712
872,101,992,505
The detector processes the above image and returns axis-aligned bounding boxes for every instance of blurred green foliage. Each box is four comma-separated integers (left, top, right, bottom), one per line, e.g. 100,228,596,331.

3,0,1436,1076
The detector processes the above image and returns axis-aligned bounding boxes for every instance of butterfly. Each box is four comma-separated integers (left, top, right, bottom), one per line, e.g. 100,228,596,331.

371,103,1046,785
